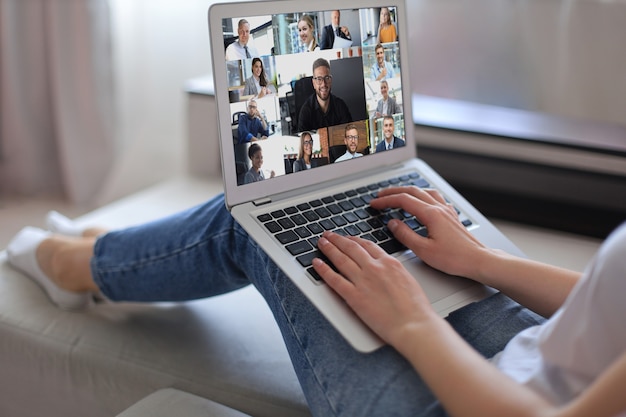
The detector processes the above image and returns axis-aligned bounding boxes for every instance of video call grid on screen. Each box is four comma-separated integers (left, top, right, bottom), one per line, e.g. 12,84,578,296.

222,7,405,186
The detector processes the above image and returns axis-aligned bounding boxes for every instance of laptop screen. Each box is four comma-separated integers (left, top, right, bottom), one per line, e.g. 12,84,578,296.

220,7,406,186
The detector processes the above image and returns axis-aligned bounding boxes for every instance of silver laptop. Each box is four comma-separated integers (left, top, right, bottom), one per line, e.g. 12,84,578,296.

208,0,523,352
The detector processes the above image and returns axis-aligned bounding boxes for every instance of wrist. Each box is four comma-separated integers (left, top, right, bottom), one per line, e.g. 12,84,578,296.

474,247,509,286
390,311,445,357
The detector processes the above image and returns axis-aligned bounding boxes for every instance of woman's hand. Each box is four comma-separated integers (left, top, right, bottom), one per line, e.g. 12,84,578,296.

372,186,491,281
313,231,435,348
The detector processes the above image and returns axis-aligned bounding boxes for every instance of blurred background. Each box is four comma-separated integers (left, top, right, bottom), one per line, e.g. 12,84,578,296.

1,0,624,246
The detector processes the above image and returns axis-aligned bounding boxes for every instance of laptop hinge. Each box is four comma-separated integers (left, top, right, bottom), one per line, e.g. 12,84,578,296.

252,197,272,206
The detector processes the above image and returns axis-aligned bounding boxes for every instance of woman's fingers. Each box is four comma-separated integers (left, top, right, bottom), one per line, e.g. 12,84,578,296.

371,186,487,279
315,232,387,279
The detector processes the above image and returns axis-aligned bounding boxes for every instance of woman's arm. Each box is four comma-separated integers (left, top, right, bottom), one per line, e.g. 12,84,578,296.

242,78,254,96
371,187,580,317
313,227,624,417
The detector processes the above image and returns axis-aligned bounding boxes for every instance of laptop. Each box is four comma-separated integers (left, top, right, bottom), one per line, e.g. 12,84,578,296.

208,0,523,352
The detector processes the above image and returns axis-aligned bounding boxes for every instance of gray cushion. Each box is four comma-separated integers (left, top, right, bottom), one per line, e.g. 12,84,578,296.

116,388,252,417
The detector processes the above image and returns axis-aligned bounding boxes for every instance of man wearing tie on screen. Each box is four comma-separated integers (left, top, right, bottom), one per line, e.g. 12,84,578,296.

225,19,259,61
320,10,352,50
375,115,405,153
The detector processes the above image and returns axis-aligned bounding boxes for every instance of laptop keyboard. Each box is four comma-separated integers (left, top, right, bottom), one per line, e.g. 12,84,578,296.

256,172,473,282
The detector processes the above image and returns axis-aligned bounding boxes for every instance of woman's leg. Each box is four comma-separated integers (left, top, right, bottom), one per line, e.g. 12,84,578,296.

9,193,545,416
88,194,545,416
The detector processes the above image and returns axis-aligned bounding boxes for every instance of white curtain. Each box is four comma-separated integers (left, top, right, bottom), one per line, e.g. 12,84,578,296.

0,0,115,204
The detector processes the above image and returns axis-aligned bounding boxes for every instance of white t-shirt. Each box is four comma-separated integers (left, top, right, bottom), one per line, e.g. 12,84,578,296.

492,223,626,414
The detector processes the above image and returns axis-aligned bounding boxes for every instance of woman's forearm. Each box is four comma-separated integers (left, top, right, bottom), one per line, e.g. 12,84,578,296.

474,249,581,318
396,314,555,417
397,313,626,417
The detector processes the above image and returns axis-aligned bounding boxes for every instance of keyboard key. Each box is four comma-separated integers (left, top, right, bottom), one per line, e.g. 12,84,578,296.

303,210,320,222
327,204,342,215
290,214,307,226
349,197,365,208
361,194,374,204
278,217,295,229
297,250,321,267
320,219,335,230
412,178,430,188
343,212,359,223
333,192,347,200
372,229,388,241
297,202,311,211
367,217,384,229
365,206,380,216
405,218,421,230
308,236,320,248
344,225,360,236
322,196,335,204
307,223,324,235
339,201,354,211
332,216,348,227
309,199,323,207
257,213,272,222
271,209,286,218
264,221,282,233
314,207,332,218
307,267,323,281
356,221,372,233
284,206,298,215
379,239,406,254
276,230,299,244
294,226,312,238
286,240,313,256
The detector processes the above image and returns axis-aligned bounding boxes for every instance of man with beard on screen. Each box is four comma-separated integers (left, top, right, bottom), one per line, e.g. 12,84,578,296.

297,58,352,132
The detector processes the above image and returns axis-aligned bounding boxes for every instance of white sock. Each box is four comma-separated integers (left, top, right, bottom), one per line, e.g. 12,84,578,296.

7,227,92,310
46,211,84,237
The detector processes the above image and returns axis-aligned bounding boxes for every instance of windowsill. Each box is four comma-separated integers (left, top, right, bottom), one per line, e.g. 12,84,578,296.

412,94,626,177
412,94,626,155
185,75,215,96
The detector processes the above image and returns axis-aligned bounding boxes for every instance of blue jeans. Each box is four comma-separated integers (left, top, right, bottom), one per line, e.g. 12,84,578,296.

91,194,545,417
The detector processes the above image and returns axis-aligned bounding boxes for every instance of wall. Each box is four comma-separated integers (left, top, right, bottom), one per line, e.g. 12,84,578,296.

97,0,215,204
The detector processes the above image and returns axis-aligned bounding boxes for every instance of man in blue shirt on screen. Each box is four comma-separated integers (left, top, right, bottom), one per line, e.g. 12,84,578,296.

238,99,270,144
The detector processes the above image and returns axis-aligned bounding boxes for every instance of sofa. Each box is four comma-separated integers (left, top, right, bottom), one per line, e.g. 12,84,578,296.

0,178,310,417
